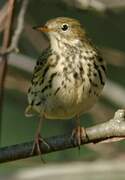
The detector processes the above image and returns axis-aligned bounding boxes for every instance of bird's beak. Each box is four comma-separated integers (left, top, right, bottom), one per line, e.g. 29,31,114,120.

32,26,53,32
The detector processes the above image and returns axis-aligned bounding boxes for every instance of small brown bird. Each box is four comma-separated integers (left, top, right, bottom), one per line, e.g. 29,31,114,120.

25,17,106,154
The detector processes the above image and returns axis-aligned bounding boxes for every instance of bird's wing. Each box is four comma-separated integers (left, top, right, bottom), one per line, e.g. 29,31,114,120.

31,48,52,85
25,48,52,117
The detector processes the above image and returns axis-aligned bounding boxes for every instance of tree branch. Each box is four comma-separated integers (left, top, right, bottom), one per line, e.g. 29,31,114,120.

0,0,29,145
0,109,125,163
0,3,9,32
63,0,125,12
0,0,15,144
0,0,29,56
6,0,29,54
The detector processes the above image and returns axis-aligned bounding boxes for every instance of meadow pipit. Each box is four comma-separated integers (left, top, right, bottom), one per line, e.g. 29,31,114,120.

25,17,106,154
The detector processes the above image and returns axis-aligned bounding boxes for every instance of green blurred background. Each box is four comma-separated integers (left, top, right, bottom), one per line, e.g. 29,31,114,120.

0,0,125,177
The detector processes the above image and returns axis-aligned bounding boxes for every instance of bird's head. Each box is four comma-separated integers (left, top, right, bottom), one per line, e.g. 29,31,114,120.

33,17,87,45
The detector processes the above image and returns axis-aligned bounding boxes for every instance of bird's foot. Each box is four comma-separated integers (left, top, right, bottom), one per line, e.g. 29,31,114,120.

31,133,49,158
72,126,87,149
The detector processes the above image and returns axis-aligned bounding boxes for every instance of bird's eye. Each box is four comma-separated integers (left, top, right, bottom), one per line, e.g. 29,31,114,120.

61,24,69,31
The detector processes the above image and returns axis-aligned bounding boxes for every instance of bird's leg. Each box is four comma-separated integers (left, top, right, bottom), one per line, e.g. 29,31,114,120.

72,115,87,148
31,117,42,155
31,117,49,156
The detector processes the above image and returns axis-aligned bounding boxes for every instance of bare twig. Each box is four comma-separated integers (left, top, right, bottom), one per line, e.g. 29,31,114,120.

0,0,15,145
101,48,125,67
63,0,106,12
63,0,125,12
0,109,125,163
8,53,34,72
0,3,9,32
103,80,125,107
7,0,29,53
0,0,29,56
0,0,29,145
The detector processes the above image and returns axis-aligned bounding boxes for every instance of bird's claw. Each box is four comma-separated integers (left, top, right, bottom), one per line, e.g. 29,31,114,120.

31,133,50,160
71,126,87,149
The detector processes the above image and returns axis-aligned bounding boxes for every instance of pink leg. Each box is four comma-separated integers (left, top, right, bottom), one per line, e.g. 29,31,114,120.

72,115,87,147
31,117,49,156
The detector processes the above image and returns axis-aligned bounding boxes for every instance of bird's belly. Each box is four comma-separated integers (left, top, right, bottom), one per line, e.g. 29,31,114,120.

43,89,98,120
